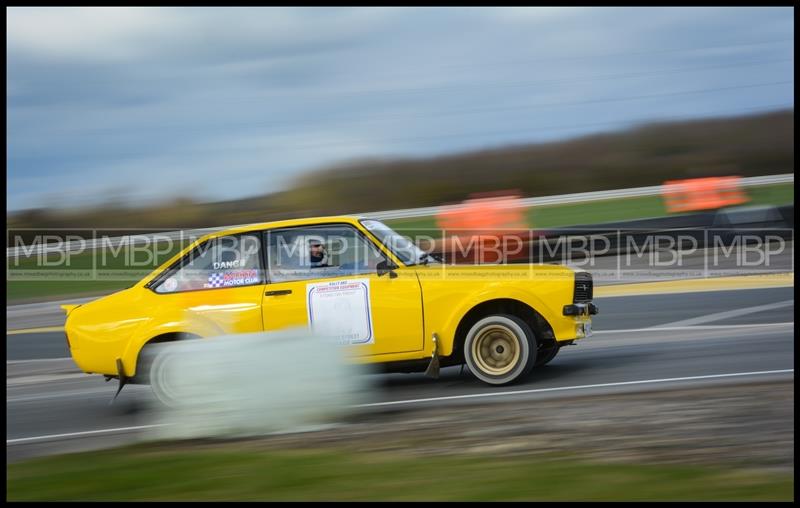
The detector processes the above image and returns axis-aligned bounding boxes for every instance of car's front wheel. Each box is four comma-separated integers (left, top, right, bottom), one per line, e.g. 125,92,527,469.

534,343,560,367
463,314,537,385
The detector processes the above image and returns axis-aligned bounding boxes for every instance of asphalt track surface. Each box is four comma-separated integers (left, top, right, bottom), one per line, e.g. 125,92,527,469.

6,286,794,462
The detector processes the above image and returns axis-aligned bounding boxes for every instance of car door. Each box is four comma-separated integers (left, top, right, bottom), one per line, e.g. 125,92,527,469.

261,223,424,357
149,233,266,336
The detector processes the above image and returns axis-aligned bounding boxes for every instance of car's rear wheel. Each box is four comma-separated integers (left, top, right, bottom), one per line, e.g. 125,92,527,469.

463,314,536,385
132,333,198,384
147,346,184,408
130,346,158,385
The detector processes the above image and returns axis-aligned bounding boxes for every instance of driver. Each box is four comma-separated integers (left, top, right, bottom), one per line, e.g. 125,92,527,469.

308,238,329,268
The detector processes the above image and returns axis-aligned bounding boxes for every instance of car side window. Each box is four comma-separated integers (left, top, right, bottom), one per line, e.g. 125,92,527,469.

154,234,264,293
266,225,386,283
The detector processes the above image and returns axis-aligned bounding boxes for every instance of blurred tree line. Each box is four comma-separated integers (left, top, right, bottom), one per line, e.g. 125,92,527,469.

7,109,793,232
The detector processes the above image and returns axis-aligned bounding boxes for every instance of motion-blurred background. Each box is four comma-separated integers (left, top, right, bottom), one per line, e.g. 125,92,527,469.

7,7,794,231
6,8,795,501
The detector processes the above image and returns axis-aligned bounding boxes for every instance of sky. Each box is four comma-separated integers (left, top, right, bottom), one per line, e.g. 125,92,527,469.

6,7,795,212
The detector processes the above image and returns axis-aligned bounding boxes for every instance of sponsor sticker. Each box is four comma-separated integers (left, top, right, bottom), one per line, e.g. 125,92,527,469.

213,259,248,270
205,269,260,288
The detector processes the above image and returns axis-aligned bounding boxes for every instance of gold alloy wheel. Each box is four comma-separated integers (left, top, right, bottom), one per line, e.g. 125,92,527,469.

471,324,521,376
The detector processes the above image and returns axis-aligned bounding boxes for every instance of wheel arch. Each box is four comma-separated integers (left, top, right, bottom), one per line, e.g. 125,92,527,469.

129,331,203,378
448,298,555,366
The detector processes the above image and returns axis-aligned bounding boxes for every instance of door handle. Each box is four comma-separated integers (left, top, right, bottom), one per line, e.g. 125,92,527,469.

265,289,292,296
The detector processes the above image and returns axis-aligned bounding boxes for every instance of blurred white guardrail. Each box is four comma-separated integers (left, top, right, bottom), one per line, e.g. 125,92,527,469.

7,173,793,257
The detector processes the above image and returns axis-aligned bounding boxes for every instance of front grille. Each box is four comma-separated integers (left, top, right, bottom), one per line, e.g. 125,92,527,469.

573,272,593,302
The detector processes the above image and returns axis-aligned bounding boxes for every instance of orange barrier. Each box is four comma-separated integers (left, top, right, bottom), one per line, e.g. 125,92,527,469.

662,176,748,213
435,192,531,264
436,192,527,232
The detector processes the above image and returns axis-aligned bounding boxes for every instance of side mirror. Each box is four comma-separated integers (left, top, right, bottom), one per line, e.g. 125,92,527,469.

376,259,398,278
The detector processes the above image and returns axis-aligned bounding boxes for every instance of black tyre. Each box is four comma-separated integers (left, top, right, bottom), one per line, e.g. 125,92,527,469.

130,345,159,385
132,333,196,385
147,345,184,408
463,314,537,385
534,343,560,367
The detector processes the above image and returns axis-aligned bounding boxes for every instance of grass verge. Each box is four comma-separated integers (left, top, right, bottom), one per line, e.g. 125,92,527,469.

6,445,793,501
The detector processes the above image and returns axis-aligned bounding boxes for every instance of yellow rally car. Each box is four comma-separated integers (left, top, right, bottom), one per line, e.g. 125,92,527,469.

62,216,596,392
